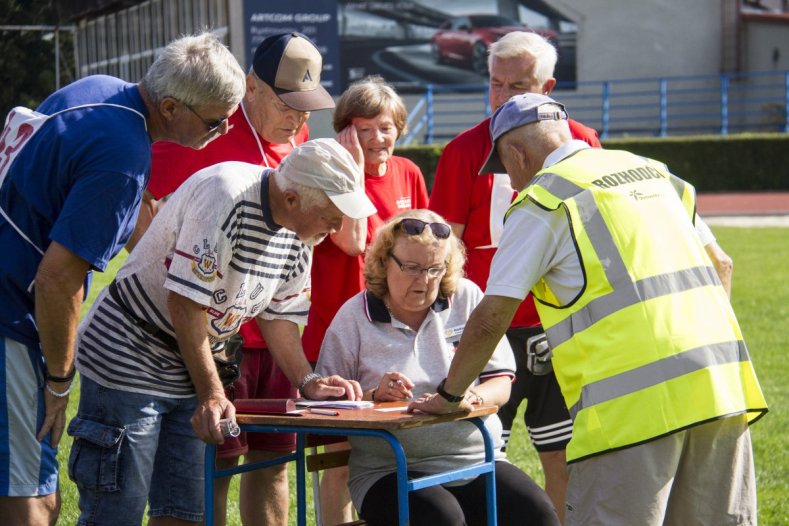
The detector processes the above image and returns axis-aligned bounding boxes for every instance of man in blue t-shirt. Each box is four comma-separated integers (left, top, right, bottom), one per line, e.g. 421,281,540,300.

0,32,245,525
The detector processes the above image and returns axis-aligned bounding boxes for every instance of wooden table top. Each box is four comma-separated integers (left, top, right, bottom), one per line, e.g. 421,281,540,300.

235,402,497,431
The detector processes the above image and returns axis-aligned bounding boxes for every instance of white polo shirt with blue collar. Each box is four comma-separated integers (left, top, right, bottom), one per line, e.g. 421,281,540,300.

316,277,516,510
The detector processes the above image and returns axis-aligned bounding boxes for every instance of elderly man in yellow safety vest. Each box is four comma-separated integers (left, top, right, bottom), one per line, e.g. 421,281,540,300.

410,93,767,526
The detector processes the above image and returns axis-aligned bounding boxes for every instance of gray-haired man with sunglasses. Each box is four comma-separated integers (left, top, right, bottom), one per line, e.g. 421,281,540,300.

0,31,245,525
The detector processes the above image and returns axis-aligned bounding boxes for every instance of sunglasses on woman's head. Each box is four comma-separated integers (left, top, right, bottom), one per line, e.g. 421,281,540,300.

397,218,451,239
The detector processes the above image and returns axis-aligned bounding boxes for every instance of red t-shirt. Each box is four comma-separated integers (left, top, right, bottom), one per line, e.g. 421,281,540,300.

149,105,309,348
429,117,601,328
301,156,429,362
149,108,310,200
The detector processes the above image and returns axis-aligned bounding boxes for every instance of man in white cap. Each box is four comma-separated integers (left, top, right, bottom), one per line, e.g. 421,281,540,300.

411,93,767,526
69,139,375,526
134,32,341,525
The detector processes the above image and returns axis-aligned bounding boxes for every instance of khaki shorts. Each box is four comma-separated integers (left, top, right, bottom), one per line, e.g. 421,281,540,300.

565,415,756,526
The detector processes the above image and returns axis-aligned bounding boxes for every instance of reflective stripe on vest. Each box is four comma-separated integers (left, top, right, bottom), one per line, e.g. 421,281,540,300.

507,149,767,462
569,339,748,418
531,172,720,350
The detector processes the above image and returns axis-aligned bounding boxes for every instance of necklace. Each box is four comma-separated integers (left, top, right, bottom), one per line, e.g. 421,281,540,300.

383,298,395,319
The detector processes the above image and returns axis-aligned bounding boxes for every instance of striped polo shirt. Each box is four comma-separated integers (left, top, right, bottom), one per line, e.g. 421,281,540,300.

76,162,311,398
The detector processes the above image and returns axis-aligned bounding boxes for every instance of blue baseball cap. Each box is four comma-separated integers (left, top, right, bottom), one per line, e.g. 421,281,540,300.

479,93,568,174
253,32,334,112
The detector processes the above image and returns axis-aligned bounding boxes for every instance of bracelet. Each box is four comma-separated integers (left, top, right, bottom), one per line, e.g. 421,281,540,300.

44,365,76,383
370,388,377,402
297,372,322,392
469,390,484,405
45,382,72,398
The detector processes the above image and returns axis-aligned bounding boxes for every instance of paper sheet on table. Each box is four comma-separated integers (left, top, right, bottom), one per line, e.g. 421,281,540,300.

374,406,408,413
295,400,375,409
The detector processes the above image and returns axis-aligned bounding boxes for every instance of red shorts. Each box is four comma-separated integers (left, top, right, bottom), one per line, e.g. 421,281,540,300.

218,346,297,458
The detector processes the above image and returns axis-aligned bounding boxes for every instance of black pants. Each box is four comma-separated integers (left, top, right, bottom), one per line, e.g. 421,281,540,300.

359,461,559,526
498,326,571,453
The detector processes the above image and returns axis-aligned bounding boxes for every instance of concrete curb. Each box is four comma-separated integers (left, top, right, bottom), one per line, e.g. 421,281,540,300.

703,215,789,227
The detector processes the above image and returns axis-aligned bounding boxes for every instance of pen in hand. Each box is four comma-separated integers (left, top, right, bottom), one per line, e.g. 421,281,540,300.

308,408,340,416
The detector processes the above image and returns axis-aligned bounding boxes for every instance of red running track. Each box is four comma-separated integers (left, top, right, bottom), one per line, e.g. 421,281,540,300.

696,192,789,216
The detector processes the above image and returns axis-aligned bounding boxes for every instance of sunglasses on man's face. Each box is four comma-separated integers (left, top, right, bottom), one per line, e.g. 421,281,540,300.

397,218,451,239
182,101,229,133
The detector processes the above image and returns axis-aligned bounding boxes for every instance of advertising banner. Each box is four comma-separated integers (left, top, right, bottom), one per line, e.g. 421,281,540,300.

244,0,576,94
243,0,341,94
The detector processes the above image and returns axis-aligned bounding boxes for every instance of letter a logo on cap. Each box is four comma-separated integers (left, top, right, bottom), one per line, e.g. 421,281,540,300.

303,70,313,82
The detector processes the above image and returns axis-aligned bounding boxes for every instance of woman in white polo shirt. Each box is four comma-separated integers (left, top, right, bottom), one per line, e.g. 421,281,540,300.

316,209,559,526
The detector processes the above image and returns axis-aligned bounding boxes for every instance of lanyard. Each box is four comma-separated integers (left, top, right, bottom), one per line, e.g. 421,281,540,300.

240,100,296,169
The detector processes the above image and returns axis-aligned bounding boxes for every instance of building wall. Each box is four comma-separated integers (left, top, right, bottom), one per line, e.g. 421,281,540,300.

742,17,789,71
546,0,725,81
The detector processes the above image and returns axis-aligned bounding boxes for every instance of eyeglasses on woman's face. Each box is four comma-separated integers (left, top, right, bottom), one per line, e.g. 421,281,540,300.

389,253,446,279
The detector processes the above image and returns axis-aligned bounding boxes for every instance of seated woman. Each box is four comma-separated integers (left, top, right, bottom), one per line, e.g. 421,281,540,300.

304,74,430,525
316,209,560,526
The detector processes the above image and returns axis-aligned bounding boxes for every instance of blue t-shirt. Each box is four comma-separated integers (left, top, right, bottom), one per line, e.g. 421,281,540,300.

0,75,151,346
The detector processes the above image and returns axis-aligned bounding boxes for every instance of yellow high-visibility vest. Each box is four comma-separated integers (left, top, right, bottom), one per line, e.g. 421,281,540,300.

507,148,768,463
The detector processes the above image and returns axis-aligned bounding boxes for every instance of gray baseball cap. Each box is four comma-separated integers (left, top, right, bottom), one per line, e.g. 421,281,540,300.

277,138,376,219
479,93,568,175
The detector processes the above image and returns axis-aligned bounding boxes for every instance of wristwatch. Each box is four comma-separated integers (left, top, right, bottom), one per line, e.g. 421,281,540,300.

297,372,321,392
436,378,464,403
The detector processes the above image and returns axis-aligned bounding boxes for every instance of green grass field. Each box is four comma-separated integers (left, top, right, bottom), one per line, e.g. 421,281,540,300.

55,226,788,525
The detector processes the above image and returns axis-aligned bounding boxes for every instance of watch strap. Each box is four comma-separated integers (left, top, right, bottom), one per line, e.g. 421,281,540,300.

436,378,464,403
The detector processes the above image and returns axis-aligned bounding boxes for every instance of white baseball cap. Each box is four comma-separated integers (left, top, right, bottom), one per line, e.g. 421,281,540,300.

278,138,376,219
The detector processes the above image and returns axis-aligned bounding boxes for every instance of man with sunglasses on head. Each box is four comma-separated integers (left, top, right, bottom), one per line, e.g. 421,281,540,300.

138,32,337,526
0,31,244,526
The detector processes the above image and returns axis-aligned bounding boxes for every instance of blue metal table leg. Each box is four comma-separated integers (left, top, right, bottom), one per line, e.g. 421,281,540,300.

204,444,216,526
296,433,307,526
469,417,498,526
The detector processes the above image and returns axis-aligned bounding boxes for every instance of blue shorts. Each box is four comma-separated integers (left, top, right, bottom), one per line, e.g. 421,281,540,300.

68,375,204,525
0,337,58,496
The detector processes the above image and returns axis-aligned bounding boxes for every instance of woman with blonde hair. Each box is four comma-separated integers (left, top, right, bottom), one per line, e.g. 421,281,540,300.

316,210,559,526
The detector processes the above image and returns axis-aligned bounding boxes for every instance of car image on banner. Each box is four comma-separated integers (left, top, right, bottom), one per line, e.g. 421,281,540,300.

430,14,558,75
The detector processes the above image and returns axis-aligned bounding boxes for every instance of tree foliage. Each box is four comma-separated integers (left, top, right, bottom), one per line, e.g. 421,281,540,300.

0,0,75,117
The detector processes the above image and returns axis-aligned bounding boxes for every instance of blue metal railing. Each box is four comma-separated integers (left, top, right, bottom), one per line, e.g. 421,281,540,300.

399,69,789,145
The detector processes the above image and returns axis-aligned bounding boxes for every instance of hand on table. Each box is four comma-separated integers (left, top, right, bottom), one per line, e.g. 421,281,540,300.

304,375,363,401
374,372,414,402
407,391,473,415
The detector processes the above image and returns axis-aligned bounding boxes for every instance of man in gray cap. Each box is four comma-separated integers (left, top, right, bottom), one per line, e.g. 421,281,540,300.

69,138,375,526
410,93,767,526
138,32,342,525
